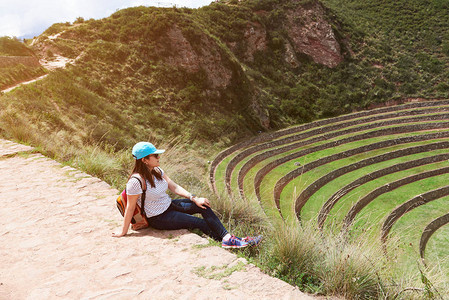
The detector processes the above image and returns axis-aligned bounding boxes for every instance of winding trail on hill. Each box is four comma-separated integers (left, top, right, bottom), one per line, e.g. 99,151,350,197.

1,54,74,93
0,139,313,300
1,74,49,93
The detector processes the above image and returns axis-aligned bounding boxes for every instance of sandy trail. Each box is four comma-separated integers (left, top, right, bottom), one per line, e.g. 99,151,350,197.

40,54,75,71
1,54,74,93
0,140,313,300
1,74,49,93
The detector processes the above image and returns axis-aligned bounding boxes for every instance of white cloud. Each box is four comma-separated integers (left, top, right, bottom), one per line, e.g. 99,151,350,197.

0,14,22,37
0,0,213,38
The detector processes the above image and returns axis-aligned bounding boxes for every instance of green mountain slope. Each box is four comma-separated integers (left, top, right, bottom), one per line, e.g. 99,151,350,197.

0,0,448,183
321,0,449,100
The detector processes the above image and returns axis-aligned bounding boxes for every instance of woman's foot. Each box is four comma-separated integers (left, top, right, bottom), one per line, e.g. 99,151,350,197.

242,235,263,246
222,235,249,249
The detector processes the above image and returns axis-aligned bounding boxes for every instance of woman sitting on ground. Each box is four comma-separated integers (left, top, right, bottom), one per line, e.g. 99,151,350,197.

112,142,261,248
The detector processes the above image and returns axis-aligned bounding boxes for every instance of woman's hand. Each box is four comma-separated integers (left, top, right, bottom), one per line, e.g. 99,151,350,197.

113,194,138,238
193,197,210,209
112,230,126,238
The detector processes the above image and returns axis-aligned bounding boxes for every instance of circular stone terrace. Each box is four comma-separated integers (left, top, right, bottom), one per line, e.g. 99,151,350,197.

211,99,449,274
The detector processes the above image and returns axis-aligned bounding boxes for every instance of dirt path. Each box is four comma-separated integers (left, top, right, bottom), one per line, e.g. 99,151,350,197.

39,54,75,71
0,140,313,300
1,74,49,93
1,54,73,94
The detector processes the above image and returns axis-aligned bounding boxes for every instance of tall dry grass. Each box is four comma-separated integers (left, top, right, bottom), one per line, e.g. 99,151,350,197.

255,216,449,299
261,221,384,297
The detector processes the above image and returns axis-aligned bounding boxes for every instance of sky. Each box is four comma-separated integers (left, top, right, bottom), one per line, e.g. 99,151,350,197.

0,0,214,39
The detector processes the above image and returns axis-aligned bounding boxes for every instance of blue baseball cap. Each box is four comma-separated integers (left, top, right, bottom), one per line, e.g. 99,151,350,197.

132,142,165,159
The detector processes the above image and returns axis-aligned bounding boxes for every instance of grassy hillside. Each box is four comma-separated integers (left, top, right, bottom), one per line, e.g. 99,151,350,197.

0,37,46,90
0,37,35,56
2,0,447,149
321,0,449,101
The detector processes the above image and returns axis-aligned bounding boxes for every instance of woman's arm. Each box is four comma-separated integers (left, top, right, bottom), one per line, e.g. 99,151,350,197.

112,194,139,237
164,173,191,198
163,173,210,209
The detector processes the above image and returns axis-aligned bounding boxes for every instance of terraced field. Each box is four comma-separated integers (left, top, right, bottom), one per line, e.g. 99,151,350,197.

211,100,449,274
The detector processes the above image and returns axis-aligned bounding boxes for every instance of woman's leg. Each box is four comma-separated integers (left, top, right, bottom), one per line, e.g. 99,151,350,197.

170,199,228,240
147,204,225,241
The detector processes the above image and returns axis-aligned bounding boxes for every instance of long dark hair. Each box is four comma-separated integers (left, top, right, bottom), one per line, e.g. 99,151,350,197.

129,156,162,188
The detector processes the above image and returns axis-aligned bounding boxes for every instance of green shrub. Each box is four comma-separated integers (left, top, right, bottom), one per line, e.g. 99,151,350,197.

442,41,449,56
43,22,71,36
74,17,85,24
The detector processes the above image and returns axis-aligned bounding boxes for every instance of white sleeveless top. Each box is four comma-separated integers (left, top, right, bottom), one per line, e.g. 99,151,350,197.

126,168,171,218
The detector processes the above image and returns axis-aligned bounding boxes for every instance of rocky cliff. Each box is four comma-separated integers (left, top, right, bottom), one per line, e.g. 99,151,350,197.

284,1,343,68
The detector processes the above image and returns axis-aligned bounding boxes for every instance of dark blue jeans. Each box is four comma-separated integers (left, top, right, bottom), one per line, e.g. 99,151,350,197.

147,199,228,241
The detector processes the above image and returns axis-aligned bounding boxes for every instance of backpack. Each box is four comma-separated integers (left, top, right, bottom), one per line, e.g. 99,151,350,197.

116,174,149,230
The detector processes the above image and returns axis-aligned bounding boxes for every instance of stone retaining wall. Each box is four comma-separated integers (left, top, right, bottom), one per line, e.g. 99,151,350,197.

269,99,449,140
238,111,449,198
381,186,449,242
209,130,291,194
257,123,447,200
259,133,447,216
211,99,449,196
209,140,251,194
420,213,449,258
0,56,40,68
318,153,449,228
342,166,449,231
261,124,449,213
288,133,449,219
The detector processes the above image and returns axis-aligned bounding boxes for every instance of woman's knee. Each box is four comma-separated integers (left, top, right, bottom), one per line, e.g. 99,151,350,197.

201,206,218,217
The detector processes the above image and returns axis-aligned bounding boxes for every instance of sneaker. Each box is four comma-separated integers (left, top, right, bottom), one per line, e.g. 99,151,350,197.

242,235,263,246
222,235,249,249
